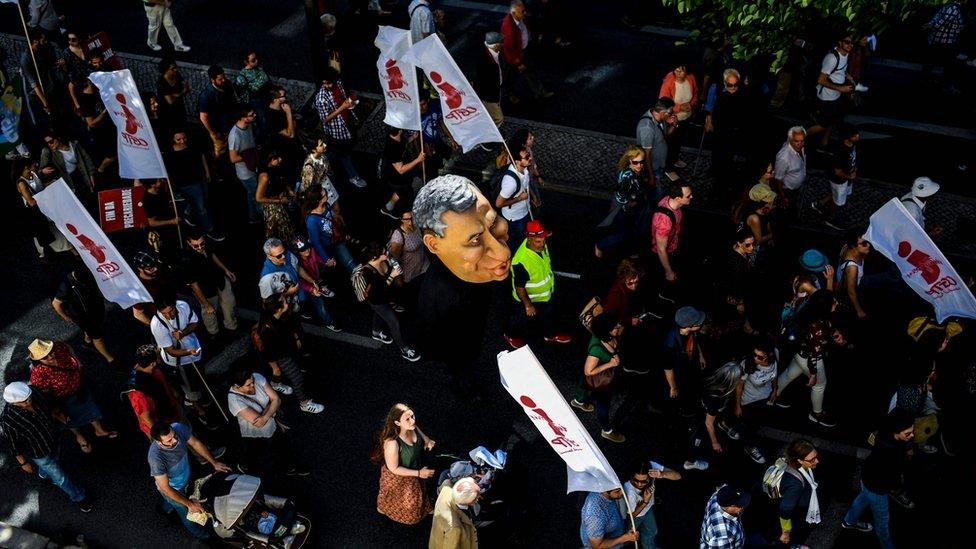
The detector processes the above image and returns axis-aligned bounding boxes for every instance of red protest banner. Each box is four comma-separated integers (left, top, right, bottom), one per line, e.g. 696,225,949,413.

85,32,124,71
98,187,146,233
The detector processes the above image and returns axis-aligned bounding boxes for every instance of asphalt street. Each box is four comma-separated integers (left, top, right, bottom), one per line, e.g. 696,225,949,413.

1,148,971,548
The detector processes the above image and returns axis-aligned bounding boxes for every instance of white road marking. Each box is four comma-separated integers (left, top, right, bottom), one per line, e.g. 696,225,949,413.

757,426,871,460
554,270,582,280
237,308,381,349
440,0,508,14
269,10,306,39
564,63,626,91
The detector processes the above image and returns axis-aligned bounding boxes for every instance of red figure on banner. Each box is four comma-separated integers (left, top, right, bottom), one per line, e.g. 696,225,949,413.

385,59,405,90
66,223,107,263
429,71,463,109
898,241,941,284
116,93,140,134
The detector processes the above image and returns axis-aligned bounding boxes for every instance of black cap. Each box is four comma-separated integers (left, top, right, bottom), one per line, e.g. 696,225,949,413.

717,485,751,508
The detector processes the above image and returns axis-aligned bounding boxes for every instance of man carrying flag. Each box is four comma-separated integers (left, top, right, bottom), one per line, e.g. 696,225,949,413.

402,34,505,153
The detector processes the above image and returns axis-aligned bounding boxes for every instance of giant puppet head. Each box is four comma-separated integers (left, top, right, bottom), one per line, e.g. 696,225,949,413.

413,174,511,283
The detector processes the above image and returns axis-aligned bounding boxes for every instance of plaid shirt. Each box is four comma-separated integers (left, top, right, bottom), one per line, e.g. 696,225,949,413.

314,82,357,141
700,489,744,549
928,2,965,45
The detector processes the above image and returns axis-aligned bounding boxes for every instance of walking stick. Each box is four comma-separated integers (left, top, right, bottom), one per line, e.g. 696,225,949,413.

692,124,707,177
13,2,45,99
190,361,230,423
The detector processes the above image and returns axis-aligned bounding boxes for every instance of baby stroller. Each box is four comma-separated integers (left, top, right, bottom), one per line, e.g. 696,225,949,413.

195,472,311,548
435,446,508,528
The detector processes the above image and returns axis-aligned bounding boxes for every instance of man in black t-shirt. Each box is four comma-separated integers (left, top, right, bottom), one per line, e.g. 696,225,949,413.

164,131,222,240
379,126,425,218
178,231,237,336
143,178,181,263
810,124,859,230
198,65,237,157
51,266,114,364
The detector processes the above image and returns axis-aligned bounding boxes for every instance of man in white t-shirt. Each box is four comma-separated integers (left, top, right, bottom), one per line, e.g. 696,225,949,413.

227,369,308,477
808,35,855,148
773,126,807,210
495,144,533,251
621,460,681,549
150,296,203,404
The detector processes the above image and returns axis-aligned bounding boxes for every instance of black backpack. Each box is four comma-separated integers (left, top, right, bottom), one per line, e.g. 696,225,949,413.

478,167,520,207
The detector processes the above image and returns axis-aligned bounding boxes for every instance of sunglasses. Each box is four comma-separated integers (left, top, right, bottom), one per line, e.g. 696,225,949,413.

754,351,769,361
725,82,739,88
271,253,285,259
630,159,645,165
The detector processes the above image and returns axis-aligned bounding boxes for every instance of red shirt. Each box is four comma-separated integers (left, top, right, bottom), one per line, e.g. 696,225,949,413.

29,343,82,399
500,13,526,67
651,196,682,253
127,367,180,437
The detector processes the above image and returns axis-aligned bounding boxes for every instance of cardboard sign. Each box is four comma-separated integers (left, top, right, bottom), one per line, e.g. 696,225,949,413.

98,186,146,233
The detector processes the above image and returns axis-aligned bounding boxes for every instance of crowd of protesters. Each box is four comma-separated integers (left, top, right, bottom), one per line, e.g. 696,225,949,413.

1,1,974,548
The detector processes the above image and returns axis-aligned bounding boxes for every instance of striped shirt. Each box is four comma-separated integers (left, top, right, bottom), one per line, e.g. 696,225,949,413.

1,393,59,460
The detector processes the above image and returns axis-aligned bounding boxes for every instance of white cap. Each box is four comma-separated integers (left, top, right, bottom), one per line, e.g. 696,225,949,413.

3,382,32,404
912,177,940,198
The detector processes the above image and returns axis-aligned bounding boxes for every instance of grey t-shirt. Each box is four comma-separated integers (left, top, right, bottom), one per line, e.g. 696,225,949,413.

637,114,668,172
147,422,193,489
227,373,277,439
228,124,257,180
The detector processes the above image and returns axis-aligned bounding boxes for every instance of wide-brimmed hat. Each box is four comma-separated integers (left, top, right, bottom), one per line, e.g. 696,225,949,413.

911,177,940,198
485,32,503,45
799,249,828,272
28,339,54,361
748,183,777,204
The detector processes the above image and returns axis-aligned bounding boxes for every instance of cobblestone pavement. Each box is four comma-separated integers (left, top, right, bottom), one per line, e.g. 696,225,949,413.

4,31,972,260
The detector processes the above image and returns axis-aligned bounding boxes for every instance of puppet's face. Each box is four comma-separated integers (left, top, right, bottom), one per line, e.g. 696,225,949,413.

423,189,511,283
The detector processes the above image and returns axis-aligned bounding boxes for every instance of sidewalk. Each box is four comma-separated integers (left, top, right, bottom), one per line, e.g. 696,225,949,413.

3,31,972,260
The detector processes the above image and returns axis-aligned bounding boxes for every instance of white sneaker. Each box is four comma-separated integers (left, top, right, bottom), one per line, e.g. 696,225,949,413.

400,347,422,362
351,177,368,188
683,459,709,471
270,381,294,395
319,285,335,298
290,523,307,535
855,83,869,93
300,400,324,414
174,44,191,52
744,445,766,464
372,331,393,345
147,41,162,51
718,421,741,441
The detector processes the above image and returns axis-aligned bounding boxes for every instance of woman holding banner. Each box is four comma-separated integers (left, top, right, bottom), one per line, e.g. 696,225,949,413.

13,156,72,261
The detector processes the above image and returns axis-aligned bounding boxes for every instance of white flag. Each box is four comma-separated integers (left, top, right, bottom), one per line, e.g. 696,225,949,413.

35,179,152,309
863,198,976,322
88,69,168,180
375,26,421,131
402,34,504,153
498,347,631,508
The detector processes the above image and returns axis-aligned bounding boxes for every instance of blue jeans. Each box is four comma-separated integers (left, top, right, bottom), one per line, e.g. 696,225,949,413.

177,183,213,233
306,295,334,326
843,481,894,549
634,509,658,549
33,454,86,502
506,214,528,253
329,242,357,274
326,141,360,182
238,175,261,222
160,488,211,540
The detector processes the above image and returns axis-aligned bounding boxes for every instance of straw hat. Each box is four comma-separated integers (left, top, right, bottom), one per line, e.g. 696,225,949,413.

27,339,54,361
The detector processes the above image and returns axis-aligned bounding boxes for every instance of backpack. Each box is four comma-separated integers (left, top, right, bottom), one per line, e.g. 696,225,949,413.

350,264,369,303
815,49,847,96
761,458,803,499
478,167,520,208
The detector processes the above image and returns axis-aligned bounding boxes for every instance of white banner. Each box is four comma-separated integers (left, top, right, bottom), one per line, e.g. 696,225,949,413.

498,347,631,508
375,26,421,131
401,34,504,153
35,179,152,309
863,198,976,322
88,69,168,180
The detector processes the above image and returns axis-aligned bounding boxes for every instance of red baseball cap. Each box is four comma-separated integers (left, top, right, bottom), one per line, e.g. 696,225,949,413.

526,220,552,237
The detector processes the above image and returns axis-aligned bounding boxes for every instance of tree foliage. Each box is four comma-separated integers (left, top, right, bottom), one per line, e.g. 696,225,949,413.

661,0,943,70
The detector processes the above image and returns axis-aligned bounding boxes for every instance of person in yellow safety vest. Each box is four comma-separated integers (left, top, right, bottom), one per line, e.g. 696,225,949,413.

502,219,573,349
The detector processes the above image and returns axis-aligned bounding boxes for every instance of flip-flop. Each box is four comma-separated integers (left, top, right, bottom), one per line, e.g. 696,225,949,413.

79,442,93,454
96,431,119,439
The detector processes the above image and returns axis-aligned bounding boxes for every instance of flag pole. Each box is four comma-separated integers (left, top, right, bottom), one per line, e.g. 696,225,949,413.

412,32,427,184
14,2,45,97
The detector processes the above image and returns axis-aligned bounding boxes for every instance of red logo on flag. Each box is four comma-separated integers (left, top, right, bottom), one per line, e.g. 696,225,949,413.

112,93,149,149
430,71,479,123
519,395,581,452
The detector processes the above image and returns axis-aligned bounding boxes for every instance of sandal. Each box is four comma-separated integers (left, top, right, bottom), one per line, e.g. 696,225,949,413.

78,441,93,454
95,431,119,439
